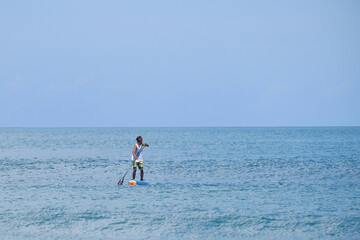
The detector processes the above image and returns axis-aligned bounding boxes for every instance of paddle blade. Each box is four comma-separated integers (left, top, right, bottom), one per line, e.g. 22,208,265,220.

118,177,124,185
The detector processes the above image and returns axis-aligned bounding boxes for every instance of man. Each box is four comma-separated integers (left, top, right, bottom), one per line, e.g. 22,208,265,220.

132,136,149,181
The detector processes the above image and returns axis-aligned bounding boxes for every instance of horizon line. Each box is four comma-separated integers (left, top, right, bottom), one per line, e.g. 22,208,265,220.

0,125,359,128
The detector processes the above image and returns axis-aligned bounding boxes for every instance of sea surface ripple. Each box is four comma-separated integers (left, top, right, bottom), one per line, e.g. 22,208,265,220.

0,127,359,239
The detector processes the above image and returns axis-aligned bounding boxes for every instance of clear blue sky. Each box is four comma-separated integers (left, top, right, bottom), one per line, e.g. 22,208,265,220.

1,1,359,127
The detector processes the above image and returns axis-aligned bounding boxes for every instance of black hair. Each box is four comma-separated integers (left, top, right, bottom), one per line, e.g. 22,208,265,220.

136,136,142,142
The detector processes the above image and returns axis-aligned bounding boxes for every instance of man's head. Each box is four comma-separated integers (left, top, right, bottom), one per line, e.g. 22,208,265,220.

136,136,143,143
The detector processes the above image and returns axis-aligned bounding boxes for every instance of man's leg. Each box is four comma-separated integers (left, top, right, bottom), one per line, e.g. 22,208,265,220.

140,167,144,181
132,167,136,180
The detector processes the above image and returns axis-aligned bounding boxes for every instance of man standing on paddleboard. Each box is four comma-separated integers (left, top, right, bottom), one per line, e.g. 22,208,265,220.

132,136,149,181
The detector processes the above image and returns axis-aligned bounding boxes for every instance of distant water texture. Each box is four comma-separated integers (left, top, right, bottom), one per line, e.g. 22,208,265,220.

0,127,359,239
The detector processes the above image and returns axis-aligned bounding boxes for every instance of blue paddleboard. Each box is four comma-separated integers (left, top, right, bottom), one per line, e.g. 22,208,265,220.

129,180,148,185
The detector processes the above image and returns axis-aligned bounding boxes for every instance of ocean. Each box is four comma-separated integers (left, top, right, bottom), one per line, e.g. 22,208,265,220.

0,127,359,239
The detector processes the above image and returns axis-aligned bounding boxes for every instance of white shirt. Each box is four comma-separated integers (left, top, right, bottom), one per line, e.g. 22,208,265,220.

131,143,143,162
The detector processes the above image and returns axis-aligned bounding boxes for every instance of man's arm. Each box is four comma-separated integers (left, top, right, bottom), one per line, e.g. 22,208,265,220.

132,145,138,159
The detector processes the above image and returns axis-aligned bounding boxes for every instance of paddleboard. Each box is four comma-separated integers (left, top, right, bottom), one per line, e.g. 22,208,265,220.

129,180,148,185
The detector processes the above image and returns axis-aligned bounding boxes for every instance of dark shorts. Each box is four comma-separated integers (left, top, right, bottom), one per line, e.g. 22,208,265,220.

133,161,143,168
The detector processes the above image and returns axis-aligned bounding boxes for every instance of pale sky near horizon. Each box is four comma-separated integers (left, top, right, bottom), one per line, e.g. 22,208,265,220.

1,1,359,127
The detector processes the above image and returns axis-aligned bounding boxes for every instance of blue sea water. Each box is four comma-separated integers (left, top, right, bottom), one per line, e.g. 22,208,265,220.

0,127,359,239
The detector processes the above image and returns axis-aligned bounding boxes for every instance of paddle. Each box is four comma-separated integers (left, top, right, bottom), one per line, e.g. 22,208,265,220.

117,145,145,185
